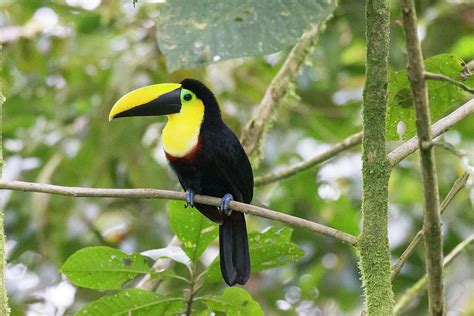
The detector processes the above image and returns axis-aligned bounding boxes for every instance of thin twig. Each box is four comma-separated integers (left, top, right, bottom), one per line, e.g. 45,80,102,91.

255,132,363,186
394,234,474,314
0,180,358,245
255,98,474,186
401,0,445,313
391,173,470,278
431,141,466,158
183,258,201,315
240,21,327,162
424,71,474,94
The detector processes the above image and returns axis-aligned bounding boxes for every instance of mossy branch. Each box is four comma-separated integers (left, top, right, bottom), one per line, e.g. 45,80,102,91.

0,44,11,316
401,0,445,313
358,0,393,314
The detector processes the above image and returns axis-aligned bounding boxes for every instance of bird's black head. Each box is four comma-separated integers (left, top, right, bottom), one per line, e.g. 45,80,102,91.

181,78,221,117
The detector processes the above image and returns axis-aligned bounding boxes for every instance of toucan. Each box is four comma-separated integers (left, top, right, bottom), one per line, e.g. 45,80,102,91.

108,78,253,286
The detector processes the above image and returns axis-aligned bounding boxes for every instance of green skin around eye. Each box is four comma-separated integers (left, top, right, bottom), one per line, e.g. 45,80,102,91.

181,89,194,102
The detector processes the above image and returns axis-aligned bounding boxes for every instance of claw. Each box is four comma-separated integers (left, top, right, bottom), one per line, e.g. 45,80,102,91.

219,193,234,216
185,189,195,208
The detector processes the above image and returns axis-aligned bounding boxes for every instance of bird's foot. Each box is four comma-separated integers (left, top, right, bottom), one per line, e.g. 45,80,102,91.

185,189,195,208
219,193,234,216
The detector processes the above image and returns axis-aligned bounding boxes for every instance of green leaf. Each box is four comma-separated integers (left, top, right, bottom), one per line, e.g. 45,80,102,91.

168,201,218,263
206,227,304,283
61,246,150,290
202,288,264,316
157,0,336,71
76,288,185,315
387,54,470,140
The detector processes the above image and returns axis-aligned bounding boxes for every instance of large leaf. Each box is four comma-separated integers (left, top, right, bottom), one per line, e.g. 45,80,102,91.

387,54,472,140
206,227,304,283
61,246,150,290
168,201,218,263
76,288,185,315
157,0,336,71
202,288,264,316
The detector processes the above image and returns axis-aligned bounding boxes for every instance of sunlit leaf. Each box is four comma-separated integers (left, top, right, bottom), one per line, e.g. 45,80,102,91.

206,227,304,283
157,0,336,71
168,201,218,263
61,246,150,290
387,54,471,140
141,246,191,267
202,287,264,316
76,288,185,315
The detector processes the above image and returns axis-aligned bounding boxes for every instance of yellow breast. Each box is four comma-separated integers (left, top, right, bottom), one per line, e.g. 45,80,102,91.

162,99,205,157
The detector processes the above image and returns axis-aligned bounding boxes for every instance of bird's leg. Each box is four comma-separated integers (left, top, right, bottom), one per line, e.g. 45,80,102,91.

185,189,195,208
219,193,234,216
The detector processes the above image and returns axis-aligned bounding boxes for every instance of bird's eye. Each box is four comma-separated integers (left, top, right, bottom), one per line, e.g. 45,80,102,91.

183,93,192,101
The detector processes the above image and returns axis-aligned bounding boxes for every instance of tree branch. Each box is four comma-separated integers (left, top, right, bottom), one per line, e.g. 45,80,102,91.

254,132,363,186
240,20,328,165
391,98,473,166
358,0,394,314
424,71,474,94
394,234,474,314
255,98,473,187
0,44,10,316
401,0,445,313
391,173,469,279
0,180,358,245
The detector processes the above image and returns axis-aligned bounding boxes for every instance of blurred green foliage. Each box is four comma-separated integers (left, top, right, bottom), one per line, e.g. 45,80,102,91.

1,0,473,315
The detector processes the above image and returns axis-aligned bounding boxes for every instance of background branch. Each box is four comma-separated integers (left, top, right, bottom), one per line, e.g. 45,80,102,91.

0,180,358,245
394,234,474,314
255,132,363,186
401,0,445,313
255,98,473,186
240,21,327,164
391,173,469,278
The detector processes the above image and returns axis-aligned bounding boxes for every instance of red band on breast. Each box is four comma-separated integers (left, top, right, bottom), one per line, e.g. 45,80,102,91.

165,136,203,163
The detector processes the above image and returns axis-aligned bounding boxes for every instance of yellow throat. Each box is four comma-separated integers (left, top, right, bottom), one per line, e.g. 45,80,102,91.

162,99,205,157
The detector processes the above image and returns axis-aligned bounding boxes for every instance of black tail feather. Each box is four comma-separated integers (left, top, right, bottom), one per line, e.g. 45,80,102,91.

219,212,250,286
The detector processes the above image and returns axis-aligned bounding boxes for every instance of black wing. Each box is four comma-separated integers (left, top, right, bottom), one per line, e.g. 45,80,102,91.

209,125,254,204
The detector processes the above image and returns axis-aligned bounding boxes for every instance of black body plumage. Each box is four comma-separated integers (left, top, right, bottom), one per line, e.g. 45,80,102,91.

167,79,253,286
